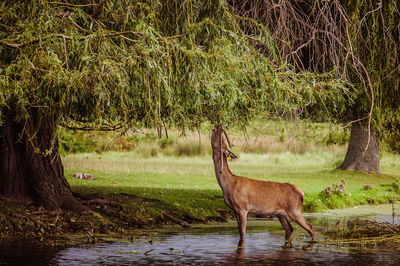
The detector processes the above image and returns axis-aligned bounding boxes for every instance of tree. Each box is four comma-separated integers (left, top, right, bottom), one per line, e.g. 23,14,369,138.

0,0,349,210
229,0,400,172
335,1,400,172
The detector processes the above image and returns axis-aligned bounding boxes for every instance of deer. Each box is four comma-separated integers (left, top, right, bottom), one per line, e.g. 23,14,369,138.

211,124,315,243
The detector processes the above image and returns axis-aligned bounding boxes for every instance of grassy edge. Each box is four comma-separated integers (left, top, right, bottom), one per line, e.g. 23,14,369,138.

0,177,399,241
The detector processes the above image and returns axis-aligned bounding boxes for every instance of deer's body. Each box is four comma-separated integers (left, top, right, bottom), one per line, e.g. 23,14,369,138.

211,125,315,242
220,174,304,217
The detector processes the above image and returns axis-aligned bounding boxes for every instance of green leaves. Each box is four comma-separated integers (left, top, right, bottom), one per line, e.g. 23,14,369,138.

0,0,351,131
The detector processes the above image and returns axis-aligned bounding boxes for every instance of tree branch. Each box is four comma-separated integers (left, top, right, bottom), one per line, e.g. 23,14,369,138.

60,124,123,132
0,31,145,49
0,40,23,48
91,0,108,19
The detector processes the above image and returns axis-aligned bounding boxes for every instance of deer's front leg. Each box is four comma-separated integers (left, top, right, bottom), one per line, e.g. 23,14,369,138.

235,210,248,241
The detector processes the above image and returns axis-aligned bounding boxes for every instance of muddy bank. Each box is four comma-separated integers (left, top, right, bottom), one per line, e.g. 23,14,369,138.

2,192,399,244
0,193,232,241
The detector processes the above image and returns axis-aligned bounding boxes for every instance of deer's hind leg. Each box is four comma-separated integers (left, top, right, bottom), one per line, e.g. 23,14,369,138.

287,211,315,240
276,214,294,240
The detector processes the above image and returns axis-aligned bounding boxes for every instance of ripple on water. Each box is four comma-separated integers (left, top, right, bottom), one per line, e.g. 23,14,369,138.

2,206,400,266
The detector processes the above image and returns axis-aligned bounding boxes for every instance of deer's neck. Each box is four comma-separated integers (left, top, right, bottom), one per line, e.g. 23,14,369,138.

212,149,234,192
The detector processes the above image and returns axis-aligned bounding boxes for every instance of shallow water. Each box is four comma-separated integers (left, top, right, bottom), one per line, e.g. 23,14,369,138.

1,204,400,265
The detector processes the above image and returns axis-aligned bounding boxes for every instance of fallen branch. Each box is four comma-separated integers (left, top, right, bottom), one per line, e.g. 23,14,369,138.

144,249,155,255
85,198,121,208
162,211,191,228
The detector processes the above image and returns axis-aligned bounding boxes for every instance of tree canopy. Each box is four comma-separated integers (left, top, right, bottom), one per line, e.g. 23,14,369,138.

0,0,351,134
230,0,400,152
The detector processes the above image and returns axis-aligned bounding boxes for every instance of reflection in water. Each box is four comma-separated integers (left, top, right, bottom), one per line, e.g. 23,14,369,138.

2,207,400,265
233,241,313,265
1,233,400,265
229,238,400,266
0,241,64,266
50,229,400,265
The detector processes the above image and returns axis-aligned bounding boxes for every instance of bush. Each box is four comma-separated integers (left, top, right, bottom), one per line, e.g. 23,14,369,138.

59,128,142,154
236,136,314,155
173,138,209,157
381,179,400,193
59,129,99,154
159,137,175,149
135,143,160,158
320,128,350,145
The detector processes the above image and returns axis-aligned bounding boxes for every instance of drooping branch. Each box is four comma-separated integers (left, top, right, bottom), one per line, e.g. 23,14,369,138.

0,31,144,49
60,117,125,132
49,2,97,8
0,0,354,136
91,0,108,19
228,0,400,151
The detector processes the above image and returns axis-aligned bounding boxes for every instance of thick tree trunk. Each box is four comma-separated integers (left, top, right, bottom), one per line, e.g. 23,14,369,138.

338,122,380,173
0,109,85,212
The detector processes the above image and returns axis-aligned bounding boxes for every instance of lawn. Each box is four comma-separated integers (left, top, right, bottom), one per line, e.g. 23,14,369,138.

63,149,400,220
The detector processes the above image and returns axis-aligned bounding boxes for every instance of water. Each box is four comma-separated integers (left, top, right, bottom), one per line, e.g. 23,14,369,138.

1,205,400,265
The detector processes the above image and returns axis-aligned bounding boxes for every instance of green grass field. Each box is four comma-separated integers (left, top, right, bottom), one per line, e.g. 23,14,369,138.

59,119,400,224
63,148,400,221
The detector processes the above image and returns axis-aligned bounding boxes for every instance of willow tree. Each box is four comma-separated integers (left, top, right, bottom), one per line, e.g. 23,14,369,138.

0,0,349,211
229,0,400,172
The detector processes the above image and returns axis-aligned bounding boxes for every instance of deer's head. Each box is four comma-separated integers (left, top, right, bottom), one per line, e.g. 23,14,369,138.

222,143,237,160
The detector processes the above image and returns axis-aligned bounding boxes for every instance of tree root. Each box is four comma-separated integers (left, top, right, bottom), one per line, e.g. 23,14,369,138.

162,211,191,228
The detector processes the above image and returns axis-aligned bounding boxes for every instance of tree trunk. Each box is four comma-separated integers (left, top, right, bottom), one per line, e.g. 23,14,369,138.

0,109,85,212
156,126,162,138
338,122,380,173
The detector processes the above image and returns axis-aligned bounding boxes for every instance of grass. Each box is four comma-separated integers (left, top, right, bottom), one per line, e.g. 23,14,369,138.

63,149,400,220
64,153,227,221
59,119,400,224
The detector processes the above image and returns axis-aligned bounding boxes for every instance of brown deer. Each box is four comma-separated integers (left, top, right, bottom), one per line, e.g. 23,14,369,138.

211,124,315,243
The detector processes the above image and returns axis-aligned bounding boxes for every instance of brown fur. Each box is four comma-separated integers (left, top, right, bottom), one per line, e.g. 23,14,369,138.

211,125,315,242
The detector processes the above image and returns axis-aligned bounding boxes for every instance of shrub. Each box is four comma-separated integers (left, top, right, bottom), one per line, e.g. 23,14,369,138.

173,138,209,157
134,143,160,158
320,129,350,145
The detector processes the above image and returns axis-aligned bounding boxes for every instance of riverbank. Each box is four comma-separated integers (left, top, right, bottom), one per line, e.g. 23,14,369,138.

0,191,229,241
0,182,399,241
1,151,400,241
2,205,400,265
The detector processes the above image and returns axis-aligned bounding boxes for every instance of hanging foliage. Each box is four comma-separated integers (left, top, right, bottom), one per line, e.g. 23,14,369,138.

0,0,351,134
229,0,400,152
